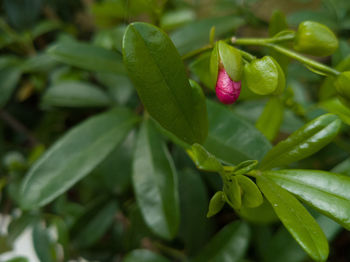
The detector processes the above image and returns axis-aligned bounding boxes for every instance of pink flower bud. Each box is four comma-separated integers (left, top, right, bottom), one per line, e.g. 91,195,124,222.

215,68,241,104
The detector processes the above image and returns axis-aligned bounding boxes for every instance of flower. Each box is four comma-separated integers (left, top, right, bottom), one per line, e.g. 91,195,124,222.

215,68,241,104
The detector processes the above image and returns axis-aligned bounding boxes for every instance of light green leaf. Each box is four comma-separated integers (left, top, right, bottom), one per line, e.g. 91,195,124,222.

260,114,341,170
237,175,263,208
223,176,241,210
263,169,350,230
123,22,208,144
187,143,223,172
204,100,272,165
193,221,250,262
320,97,350,125
257,176,329,262
19,108,138,209
132,120,180,240
207,191,225,218
42,81,111,108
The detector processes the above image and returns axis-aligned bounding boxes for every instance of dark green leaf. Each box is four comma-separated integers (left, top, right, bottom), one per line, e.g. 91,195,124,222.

257,176,329,262
170,15,244,55
0,67,21,107
260,114,341,170
124,249,170,262
178,169,212,254
123,22,208,144
20,108,138,209
7,212,38,244
132,120,180,240
32,222,55,262
256,97,284,141
4,0,42,29
189,52,212,89
73,200,118,247
42,81,111,108
263,169,350,230
48,40,125,74
193,221,250,262
204,100,272,165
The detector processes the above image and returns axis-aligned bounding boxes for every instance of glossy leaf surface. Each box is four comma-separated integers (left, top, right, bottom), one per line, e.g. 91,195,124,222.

20,108,138,209
237,175,263,208
260,114,341,170
204,100,272,165
123,22,208,144
257,176,329,262
187,143,223,172
263,169,350,229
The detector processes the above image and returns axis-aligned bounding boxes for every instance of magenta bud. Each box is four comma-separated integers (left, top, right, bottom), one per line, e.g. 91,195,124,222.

215,68,241,104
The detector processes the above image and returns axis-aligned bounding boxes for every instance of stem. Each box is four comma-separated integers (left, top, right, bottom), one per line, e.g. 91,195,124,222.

181,44,212,60
233,37,340,77
231,34,295,45
265,43,340,77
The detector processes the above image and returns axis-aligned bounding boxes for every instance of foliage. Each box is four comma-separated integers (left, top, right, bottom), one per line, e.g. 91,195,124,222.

1,0,350,262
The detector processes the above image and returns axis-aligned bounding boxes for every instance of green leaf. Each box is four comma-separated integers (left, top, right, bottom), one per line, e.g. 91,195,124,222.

72,200,118,248
132,119,180,240
193,221,250,262
204,100,272,165
187,143,223,172
260,114,341,170
19,108,138,209
170,15,244,55
263,169,350,230
218,41,242,81
223,176,241,210
257,175,329,262
237,175,263,208
7,212,38,244
232,160,259,176
123,22,208,144
32,222,55,262
320,97,350,125
237,197,278,224
4,257,29,262
189,52,212,89
124,249,170,262
178,169,212,254
42,81,111,108
48,40,125,74
256,97,284,141
0,67,21,107
207,191,225,217
4,0,42,29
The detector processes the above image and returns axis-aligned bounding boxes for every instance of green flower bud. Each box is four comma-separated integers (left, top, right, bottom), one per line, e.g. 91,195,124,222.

334,71,350,108
210,40,243,88
243,56,285,95
293,21,338,57
207,191,225,218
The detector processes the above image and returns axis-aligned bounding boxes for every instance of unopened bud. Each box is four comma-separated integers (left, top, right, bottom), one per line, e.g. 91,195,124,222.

215,68,241,104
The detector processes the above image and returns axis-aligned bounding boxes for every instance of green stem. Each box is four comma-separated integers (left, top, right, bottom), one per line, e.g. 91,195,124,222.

231,34,295,45
265,43,340,77
182,44,212,60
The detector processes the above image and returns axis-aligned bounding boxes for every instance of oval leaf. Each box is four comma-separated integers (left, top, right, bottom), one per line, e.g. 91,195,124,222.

132,119,180,240
187,143,223,172
193,221,250,262
42,81,111,108
263,169,350,230
19,108,138,209
124,249,170,262
123,22,208,144
257,175,329,262
207,191,225,218
260,114,341,170
204,100,272,165
48,40,125,74
236,175,263,208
